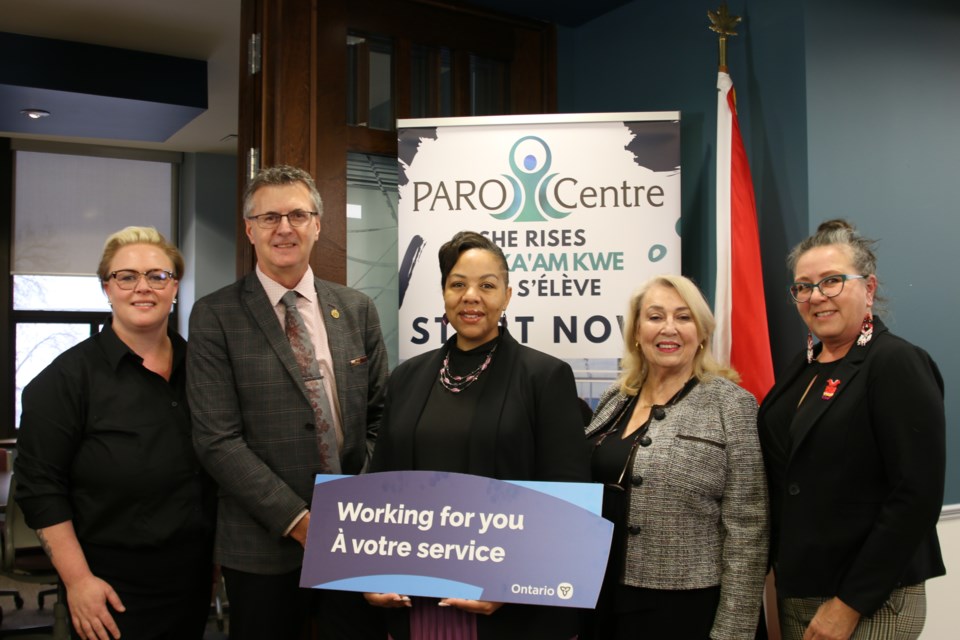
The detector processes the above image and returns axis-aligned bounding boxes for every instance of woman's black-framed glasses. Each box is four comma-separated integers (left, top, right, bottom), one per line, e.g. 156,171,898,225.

597,406,664,492
246,210,318,229
789,274,866,303
108,269,176,290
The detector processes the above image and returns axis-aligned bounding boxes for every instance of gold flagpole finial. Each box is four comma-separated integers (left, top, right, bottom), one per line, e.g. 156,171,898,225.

708,2,742,72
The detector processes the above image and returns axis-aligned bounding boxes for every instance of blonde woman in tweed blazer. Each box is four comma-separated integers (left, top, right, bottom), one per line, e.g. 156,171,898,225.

583,275,768,640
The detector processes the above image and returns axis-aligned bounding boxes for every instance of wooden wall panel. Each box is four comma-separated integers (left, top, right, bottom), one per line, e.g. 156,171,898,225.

237,0,557,284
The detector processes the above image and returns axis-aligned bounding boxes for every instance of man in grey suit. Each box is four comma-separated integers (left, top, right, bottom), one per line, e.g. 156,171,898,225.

188,165,388,639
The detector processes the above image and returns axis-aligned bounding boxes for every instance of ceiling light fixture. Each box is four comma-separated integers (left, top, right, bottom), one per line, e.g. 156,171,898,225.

20,109,51,119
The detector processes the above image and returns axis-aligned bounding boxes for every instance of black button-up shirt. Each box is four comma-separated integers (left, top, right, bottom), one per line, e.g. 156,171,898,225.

15,322,215,549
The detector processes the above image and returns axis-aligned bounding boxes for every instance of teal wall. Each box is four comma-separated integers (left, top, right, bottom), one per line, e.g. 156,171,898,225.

559,0,960,504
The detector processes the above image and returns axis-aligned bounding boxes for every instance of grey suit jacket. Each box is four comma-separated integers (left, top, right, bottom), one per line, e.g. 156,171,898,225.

188,272,388,574
586,376,768,640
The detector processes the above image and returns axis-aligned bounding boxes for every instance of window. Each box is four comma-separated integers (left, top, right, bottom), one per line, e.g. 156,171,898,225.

346,152,399,368
6,141,180,434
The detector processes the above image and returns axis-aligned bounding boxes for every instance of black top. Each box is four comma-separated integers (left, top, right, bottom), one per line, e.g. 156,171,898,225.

587,379,698,606
412,337,497,472
761,357,841,555
15,322,216,549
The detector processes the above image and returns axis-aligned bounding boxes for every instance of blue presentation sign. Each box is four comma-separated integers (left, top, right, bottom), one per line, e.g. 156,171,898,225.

300,471,613,609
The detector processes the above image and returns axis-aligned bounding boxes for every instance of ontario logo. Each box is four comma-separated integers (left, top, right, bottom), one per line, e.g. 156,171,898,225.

510,581,575,600
410,135,666,221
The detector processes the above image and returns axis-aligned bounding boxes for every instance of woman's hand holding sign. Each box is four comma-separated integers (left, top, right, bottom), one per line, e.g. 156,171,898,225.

439,599,503,616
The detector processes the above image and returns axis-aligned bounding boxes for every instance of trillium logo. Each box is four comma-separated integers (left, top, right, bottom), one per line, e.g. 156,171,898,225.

557,582,574,600
492,136,572,223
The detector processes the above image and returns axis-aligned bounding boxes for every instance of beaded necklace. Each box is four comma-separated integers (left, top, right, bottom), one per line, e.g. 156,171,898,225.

438,344,497,393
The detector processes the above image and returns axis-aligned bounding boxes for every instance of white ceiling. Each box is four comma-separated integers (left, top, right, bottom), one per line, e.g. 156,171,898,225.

2,0,241,155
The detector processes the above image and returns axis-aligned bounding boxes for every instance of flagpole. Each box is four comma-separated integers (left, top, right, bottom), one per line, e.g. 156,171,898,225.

709,10,780,639
709,2,739,369
708,2,741,73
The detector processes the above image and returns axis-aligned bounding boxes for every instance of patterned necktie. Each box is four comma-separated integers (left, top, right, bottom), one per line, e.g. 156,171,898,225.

281,291,341,473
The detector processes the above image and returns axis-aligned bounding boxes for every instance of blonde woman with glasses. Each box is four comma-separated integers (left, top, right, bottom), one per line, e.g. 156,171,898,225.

15,227,215,640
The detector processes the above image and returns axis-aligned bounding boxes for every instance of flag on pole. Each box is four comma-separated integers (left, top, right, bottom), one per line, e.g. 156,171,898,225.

713,70,774,402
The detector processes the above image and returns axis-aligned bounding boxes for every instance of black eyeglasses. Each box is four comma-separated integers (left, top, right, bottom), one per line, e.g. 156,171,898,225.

108,269,176,290
246,210,318,229
789,274,866,303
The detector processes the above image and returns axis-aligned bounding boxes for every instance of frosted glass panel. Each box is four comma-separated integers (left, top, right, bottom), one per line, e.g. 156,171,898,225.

14,151,173,275
16,323,92,427
347,153,399,368
14,275,111,312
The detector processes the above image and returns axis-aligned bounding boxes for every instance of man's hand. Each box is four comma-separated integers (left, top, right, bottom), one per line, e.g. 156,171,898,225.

288,512,310,548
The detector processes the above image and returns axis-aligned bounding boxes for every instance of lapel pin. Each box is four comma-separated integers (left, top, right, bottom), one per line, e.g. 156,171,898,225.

330,309,340,319
822,378,841,400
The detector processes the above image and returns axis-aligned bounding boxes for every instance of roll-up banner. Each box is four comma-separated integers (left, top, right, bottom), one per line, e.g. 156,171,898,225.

397,112,681,361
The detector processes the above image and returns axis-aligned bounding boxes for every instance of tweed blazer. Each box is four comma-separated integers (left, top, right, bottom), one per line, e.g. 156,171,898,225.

586,376,769,640
188,272,388,574
757,318,946,615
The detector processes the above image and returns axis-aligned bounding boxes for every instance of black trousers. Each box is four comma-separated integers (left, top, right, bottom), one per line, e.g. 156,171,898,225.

222,566,386,640
584,584,721,640
72,540,213,640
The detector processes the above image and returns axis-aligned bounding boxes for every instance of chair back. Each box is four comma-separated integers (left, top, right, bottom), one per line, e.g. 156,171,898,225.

2,473,58,582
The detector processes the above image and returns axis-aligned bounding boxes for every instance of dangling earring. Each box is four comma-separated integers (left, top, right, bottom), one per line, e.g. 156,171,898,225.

806,331,814,364
857,313,874,347
500,313,508,329
441,313,449,326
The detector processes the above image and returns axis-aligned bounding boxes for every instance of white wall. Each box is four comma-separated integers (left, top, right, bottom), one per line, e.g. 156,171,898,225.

178,152,237,336
923,508,959,639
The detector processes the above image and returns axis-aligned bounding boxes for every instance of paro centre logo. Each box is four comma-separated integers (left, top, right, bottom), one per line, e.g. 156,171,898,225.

409,135,666,222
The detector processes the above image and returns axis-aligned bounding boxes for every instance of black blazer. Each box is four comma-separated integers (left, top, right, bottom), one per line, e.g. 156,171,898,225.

370,328,590,640
757,318,946,615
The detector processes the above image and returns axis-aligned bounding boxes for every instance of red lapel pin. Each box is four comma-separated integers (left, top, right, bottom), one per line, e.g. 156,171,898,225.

822,378,841,400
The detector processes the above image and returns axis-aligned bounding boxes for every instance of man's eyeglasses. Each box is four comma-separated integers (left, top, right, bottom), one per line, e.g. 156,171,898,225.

246,210,318,229
789,274,866,303
108,269,176,290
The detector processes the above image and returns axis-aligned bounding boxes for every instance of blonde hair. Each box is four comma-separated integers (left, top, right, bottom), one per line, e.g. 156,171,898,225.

618,274,739,396
97,226,184,282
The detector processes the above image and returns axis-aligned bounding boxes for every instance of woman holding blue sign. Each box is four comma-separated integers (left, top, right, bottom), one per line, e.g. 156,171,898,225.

584,275,768,640
366,230,590,639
